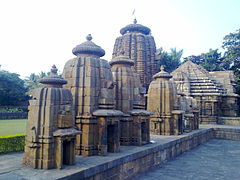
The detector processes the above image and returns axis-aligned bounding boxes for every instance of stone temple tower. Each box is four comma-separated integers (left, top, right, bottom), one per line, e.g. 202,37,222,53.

110,54,151,145
112,19,157,88
23,65,80,169
63,34,123,156
147,66,184,135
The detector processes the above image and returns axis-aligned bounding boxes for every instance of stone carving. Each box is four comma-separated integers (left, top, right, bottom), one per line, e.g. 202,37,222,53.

23,65,80,169
62,35,123,156
147,66,184,135
171,60,239,124
112,19,157,88
110,54,151,145
177,93,199,131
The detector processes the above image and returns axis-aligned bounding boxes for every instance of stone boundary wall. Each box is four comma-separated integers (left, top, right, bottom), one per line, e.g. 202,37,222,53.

60,129,214,180
214,127,240,141
1,127,239,180
67,128,240,180
218,117,240,126
0,112,28,119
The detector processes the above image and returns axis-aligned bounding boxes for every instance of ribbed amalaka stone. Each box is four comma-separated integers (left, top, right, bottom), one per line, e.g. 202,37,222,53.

23,65,80,169
171,60,239,124
112,19,157,88
147,66,184,135
110,55,151,145
63,35,122,156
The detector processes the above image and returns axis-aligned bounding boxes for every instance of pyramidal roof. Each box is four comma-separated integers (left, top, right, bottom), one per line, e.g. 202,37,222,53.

171,61,224,95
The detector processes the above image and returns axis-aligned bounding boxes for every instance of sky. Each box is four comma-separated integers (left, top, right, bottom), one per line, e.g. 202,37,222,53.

0,0,240,79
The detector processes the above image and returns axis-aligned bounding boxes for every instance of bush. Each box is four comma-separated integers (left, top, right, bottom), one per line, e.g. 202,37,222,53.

0,134,25,154
0,106,28,113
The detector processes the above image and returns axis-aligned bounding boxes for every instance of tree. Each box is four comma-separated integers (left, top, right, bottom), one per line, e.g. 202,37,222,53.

0,70,28,106
200,49,224,71
24,71,50,92
156,47,183,72
183,55,202,64
222,28,240,71
222,28,240,94
183,49,225,71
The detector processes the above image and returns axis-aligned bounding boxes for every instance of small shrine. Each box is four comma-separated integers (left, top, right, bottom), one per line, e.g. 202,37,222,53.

23,65,80,169
147,66,184,135
62,35,123,156
112,19,157,88
110,54,151,145
177,93,199,131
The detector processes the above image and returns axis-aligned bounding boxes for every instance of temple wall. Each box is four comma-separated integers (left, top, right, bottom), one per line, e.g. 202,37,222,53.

218,117,240,126
46,127,240,180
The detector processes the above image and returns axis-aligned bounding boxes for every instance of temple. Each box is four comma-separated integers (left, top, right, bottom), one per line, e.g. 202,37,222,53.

171,60,239,124
112,19,157,88
147,66,184,135
62,34,123,156
110,54,151,145
22,19,240,173
23,65,80,169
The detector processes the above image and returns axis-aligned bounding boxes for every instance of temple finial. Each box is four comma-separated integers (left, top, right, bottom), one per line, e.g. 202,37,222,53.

86,34,92,41
160,65,165,72
134,18,137,24
51,65,58,75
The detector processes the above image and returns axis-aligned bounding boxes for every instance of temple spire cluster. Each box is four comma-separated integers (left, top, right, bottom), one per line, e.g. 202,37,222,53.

23,19,240,170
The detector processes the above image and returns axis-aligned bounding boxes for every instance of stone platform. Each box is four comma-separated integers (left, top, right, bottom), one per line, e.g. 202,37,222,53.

133,139,240,180
0,125,239,180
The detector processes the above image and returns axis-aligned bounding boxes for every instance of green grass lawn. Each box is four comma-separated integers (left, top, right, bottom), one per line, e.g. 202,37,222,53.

0,119,27,136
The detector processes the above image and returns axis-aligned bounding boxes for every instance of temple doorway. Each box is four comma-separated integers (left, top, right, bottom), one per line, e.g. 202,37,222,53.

107,124,115,152
62,140,71,165
141,122,147,143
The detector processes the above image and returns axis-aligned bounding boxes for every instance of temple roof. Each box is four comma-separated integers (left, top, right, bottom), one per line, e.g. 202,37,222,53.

153,66,172,79
72,34,105,57
109,54,134,66
39,65,67,86
120,19,151,35
171,61,224,95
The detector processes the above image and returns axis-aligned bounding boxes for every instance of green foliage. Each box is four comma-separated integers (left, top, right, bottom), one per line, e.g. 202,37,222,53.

183,49,225,71
24,71,50,95
0,107,25,113
222,28,240,71
0,70,28,106
0,134,25,154
156,47,183,72
222,29,240,94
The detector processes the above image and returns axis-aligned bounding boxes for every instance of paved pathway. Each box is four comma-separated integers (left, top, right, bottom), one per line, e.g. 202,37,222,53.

133,139,240,180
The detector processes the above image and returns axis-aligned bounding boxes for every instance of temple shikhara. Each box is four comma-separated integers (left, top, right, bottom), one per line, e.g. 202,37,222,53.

22,19,240,170
62,34,123,156
112,19,157,88
110,54,151,145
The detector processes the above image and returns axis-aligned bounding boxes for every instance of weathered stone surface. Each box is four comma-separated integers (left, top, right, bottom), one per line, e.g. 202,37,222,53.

134,139,240,180
110,55,151,146
3,126,240,180
171,60,239,124
63,35,122,156
112,19,157,88
23,65,80,169
147,66,184,135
